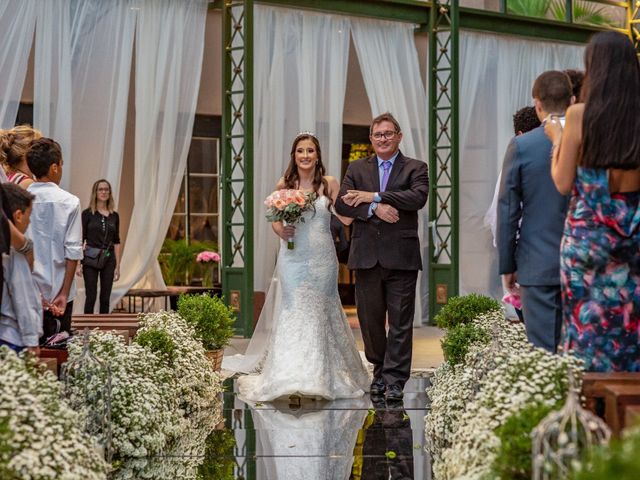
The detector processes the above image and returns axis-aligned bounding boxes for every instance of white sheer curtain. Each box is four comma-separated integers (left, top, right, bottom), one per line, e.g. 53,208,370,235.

0,0,36,128
34,0,136,199
34,0,73,190
67,0,136,204
459,31,584,299
111,0,208,308
351,17,428,325
253,5,351,292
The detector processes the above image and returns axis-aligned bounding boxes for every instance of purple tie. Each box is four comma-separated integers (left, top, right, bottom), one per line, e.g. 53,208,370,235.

380,161,392,192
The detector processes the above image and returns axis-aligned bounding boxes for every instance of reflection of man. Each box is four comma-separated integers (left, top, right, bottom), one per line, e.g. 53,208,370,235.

350,403,414,480
497,71,573,353
335,112,429,401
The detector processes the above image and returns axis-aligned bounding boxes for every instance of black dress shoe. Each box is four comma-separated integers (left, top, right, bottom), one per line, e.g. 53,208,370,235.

370,376,386,396
385,384,404,401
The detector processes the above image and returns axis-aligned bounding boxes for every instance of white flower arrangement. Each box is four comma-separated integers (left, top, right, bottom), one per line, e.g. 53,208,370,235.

111,406,223,480
426,310,528,459
135,311,223,415
426,310,583,479
65,331,182,459
0,347,109,479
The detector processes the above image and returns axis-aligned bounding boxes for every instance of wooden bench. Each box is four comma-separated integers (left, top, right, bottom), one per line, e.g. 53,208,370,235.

625,405,640,428
39,348,68,376
603,384,640,436
37,357,58,375
71,313,141,341
581,372,640,413
581,372,640,436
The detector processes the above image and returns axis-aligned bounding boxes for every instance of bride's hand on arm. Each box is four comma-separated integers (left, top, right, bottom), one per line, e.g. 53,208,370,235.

272,222,295,241
327,176,353,225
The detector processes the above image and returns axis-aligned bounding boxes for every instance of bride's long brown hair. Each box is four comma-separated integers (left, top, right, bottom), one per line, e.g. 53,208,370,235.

283,133,330,206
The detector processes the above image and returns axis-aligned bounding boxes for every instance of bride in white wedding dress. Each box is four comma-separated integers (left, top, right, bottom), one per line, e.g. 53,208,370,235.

223,133,370,401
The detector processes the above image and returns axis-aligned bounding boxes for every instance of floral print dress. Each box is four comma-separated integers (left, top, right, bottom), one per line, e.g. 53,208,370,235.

560,167,640,372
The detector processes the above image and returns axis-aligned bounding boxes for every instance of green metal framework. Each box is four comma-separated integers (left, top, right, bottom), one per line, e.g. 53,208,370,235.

428,1,459,316
222,0,254,336
216,0,632,330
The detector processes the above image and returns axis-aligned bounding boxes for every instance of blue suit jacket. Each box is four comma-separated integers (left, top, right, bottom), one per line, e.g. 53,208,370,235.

496,125,569,286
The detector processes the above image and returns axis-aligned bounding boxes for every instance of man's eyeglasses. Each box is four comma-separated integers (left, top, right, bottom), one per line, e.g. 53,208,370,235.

371,130,398,140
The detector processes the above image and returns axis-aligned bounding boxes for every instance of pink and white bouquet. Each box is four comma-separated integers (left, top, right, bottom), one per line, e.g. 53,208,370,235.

264,189,317,249
196,251,221,263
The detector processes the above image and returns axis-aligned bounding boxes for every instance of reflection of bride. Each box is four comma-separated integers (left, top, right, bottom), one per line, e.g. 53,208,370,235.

223,133,370,401
251,398,368,480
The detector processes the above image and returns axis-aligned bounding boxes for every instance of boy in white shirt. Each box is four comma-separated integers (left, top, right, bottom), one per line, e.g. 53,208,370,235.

26,138,82,343
0,183,42,354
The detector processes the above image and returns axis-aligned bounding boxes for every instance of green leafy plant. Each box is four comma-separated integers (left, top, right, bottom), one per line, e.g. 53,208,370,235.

572,428,640,480
134,328,177,363
177,293,236,350
159,239,220,286
434,294,501,330
159,239,197,285
441,322,491,365
196,428,237,480
508,0,614,27
491,402,560,480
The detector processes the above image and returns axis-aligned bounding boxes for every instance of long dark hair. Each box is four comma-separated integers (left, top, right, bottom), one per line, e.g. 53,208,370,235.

580,31,640,170
283,133,330,204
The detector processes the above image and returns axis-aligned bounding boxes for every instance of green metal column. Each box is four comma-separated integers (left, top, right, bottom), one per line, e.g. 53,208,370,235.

631,0,640,53
428,0,459,316
222,0,254,336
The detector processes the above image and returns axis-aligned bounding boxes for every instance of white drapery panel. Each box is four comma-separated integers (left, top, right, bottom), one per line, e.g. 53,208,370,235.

34,0,136,200
253,5,351,292
351,17,428,325
67,0,136,204
111,0,208,308
459,31,584,299
34,0,73,190
0,0,36,128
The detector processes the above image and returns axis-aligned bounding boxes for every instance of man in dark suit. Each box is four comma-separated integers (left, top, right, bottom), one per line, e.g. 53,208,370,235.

335,112,429,401
497,71,573,353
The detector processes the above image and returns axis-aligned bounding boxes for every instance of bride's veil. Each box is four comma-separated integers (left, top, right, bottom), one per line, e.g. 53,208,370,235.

221,265,282,374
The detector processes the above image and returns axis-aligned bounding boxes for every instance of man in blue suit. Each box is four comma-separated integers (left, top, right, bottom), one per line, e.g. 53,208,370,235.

497,70,574,353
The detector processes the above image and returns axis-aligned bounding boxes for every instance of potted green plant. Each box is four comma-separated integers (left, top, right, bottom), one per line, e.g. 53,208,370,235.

159,239,198,285
177,293,236,371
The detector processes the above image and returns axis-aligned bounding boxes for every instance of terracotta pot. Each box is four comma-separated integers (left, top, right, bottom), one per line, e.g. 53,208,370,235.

205,348,224,371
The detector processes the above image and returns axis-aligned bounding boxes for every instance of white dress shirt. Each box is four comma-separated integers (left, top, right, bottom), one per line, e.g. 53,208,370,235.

0,250,43,347
27,182,83,303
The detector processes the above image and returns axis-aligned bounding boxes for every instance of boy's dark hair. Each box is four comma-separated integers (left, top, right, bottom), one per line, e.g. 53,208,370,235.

1,183,34,221
531,71,573,113
26,137,62,179
512,106,541,135
563,69,585,102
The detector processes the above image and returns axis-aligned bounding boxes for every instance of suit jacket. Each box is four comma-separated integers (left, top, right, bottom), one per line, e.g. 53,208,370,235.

334,151,429,270
497,126,569,286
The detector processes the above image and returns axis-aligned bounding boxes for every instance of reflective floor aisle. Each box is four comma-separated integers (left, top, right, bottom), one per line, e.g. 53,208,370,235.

219,376,432,480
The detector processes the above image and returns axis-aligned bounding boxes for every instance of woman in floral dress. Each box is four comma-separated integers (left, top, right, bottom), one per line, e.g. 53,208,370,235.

545,31,640,372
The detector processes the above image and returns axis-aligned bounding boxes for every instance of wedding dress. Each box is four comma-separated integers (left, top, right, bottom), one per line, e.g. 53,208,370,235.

223,195,370,401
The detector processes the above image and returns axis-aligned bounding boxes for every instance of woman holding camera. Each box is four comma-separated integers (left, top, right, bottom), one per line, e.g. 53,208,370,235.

81,179,120,313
